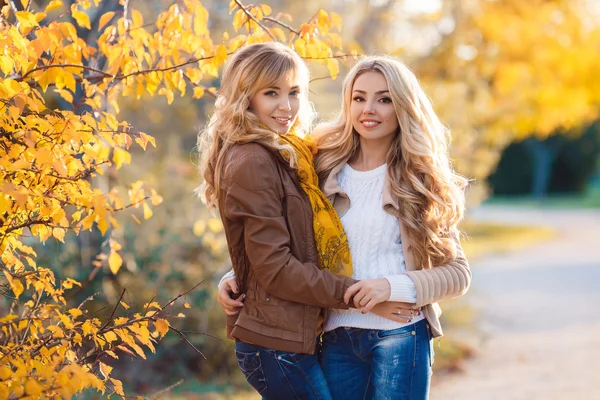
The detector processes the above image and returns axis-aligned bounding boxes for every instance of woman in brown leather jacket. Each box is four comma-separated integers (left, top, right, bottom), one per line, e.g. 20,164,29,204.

197,43,400,399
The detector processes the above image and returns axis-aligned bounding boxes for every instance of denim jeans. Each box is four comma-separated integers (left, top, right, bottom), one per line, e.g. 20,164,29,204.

235,340,333,400
320,319,434,400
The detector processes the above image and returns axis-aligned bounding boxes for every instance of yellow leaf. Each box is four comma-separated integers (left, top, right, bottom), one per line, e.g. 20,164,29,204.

99,362,113,379
142,203,153,220
193,86,205,99
97,218,109,236
98,11,115,30
4,271,24,299
105,350,119,359
53,227,66,242
104,331,118,342
120,301,130,310
110,378,124,396
154,319,169,338
144,301,161,310
331,12,342,31
45,0,63,13
68,308,83,318
261,5,272,16
208,218,223,232
233,9,246,32
15,11,38,34
72,8,91,30
193,220,206,236
129,342,146,359
158,87,174,105
113,147,131,169
294,38,307,58
0,56,14,76
131,9,143,28
25,379,43,397
35,12,47,22
184,302,191,308
0,366,11,380
108,251,123,274
48,325,65,338
327,58,340,80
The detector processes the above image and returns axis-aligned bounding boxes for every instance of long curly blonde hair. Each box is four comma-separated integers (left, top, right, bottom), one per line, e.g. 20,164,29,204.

313,56,468,268
196,42,313,208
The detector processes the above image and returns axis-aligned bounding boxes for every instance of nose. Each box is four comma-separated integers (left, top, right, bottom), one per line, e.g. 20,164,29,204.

278,97,291,112
362,99,376,115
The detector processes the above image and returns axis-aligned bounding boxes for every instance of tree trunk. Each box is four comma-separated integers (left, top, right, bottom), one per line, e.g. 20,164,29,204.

525,138,560,198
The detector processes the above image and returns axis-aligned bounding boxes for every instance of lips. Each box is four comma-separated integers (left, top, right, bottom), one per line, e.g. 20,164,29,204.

273,116,292,126
359,119,381,127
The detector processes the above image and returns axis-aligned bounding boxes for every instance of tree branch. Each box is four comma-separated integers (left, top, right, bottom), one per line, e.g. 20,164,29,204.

233,0,276,41
263,16,300,36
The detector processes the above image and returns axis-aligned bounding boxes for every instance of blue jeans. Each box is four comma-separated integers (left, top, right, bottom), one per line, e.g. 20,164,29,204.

235,340,333,400
320,319,434,400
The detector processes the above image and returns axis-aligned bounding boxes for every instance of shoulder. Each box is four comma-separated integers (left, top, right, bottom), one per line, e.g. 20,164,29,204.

222,143,279,191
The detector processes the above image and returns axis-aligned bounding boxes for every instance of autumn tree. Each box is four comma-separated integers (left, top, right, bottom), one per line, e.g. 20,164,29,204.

0,0,348,397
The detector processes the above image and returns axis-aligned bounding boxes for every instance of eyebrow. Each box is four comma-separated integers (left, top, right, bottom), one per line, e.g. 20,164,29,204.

353,89,390,95
266,85,301,90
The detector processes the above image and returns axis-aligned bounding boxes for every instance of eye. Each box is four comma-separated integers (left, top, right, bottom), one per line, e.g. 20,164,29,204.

290,90,300,97
379,97,392,103
264,90,277,97
352,96,365,102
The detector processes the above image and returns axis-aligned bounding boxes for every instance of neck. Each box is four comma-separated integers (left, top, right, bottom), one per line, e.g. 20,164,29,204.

348,136,391,171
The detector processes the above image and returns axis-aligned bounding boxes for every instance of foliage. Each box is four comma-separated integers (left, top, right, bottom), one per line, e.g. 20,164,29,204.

0,0,347,397
489,121,600,195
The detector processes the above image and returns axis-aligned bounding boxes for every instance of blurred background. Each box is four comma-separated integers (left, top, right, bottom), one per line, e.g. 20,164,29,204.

31,0,600,398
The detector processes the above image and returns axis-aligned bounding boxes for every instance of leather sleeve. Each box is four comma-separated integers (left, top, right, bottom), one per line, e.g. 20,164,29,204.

221,147,355,309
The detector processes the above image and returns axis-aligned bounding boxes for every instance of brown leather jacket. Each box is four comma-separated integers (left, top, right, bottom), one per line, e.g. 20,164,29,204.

218,142,356,354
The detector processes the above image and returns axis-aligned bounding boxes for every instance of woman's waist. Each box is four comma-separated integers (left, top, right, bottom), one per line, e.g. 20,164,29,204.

324,308,425,332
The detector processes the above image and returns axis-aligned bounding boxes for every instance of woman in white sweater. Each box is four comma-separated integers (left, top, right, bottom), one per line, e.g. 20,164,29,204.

217,56,471,399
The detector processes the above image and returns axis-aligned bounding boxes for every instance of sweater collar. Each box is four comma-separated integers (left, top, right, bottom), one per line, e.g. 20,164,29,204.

322,155,400,212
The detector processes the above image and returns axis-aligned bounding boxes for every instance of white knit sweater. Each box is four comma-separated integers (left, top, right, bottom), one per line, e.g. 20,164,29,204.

324,163,423,332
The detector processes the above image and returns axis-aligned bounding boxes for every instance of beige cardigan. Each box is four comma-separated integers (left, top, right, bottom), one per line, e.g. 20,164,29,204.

322,158,471,337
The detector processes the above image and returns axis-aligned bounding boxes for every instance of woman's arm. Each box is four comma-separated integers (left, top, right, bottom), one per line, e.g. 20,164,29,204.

222,148,356,309
405,237,471,308
344,240,470,312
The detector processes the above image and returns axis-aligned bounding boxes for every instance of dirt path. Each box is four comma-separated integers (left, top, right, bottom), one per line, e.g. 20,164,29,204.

431,205,600,400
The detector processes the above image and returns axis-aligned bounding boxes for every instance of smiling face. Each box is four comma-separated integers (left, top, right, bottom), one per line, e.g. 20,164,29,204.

249,71,302,134
350,70,399,146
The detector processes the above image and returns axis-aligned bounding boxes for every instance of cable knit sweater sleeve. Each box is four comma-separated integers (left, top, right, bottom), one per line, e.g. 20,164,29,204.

404,235,471,308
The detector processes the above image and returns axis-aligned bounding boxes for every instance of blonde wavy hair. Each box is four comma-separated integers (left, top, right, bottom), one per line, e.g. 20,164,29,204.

313,56,468,268
196,42,313,208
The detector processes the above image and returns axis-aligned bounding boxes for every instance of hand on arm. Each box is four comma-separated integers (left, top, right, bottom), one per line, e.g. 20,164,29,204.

344,278,391,313
370,301,421,323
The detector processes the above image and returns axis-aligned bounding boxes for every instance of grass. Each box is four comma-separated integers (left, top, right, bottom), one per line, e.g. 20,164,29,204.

460,220,556,259
484,186,600,209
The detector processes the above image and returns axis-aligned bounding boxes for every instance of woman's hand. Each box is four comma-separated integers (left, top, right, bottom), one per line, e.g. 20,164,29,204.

344,278,391,313
217,278,245,316
370,301,421,323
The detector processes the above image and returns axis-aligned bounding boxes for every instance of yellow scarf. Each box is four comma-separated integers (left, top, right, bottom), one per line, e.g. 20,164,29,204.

279,132,353,277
